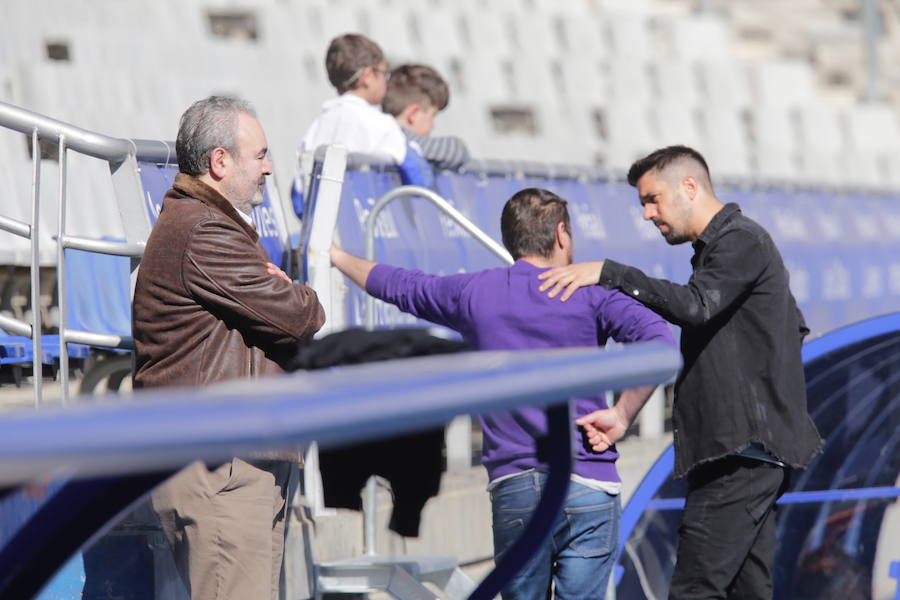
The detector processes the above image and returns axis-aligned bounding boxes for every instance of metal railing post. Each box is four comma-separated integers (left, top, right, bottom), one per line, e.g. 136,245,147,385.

359,185,514,556
364,478,378,556
56,134,69,405
29,128,42,408
0,101,163,405
363,185,514,330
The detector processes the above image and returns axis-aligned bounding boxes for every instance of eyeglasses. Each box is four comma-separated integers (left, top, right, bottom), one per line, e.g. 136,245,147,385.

341,66,391,88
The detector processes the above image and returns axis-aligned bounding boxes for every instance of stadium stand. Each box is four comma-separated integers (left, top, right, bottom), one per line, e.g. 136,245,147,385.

2,0,900,185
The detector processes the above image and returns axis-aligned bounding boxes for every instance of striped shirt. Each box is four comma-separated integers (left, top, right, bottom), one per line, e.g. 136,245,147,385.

403,129,470,171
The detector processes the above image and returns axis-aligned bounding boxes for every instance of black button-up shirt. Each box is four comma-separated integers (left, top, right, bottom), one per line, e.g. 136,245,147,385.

600,203,822,478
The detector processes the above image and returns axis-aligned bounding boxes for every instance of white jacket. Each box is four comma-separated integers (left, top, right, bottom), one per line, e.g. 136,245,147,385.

298,93,407,163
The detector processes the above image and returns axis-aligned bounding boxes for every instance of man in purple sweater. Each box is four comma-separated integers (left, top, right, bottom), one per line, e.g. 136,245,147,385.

331,187,673,599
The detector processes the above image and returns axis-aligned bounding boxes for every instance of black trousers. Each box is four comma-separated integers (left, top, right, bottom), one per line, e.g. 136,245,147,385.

668,456,789,600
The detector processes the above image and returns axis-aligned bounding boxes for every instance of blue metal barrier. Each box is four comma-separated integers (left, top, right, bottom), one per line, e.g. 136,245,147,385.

0,342,680,599
319,157,900,337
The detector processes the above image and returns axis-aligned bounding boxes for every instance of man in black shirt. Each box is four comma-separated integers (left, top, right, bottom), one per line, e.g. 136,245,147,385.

538,146,822,599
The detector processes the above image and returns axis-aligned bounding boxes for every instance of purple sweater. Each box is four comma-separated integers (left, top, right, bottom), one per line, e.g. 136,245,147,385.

366,260,674,482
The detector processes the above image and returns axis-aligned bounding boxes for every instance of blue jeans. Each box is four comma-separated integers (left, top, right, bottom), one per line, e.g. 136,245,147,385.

490,470,621,600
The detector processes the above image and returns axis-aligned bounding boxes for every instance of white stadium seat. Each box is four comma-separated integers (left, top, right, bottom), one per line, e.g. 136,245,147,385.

595,100,656,170
695,60,753,109
748,60,816,108
608,58,653,106
411,9,466,61
844,103,900,154
663,15,734,61
651,60,703,108
652,102,704,150
698,105,752,179
605,14,656,61
459,11,514,58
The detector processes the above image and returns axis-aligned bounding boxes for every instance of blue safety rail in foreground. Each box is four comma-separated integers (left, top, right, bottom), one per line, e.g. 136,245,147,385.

0,342,679,600
315,157,900,337
616,312,900,600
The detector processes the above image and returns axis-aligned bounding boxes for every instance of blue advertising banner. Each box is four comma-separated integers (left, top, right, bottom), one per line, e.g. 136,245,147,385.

319,159,900,338
136,162,289,268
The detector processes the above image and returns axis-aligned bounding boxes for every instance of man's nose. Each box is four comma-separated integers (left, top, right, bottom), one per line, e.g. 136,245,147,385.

262,157,273,175
642,205,655,221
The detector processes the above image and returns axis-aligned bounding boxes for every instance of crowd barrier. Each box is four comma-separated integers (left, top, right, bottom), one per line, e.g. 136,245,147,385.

305,154,900,339
0,342,681,599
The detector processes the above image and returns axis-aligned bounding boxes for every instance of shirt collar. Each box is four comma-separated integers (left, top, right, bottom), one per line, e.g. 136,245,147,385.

695,202,741,247
236,208,255,227
171,173,259,241
339,92,372,107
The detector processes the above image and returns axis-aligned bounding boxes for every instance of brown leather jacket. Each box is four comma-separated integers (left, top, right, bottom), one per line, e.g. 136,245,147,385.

133,173,325,389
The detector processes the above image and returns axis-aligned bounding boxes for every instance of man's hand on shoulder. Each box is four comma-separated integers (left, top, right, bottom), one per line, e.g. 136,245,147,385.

537,261,605,302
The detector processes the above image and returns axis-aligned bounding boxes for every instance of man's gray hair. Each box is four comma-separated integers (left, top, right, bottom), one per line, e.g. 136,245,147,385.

176,96,257,176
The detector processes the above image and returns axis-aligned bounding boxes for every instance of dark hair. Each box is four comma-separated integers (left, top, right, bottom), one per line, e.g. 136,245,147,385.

501,188,570,260
326,33,385,93
627,145,712,188
176,95,256,176
382,64,450,116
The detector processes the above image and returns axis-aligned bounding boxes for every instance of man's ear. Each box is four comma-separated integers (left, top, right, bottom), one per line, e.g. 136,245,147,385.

400,104,421,127
208,147,229,180
682,175,698,201
556,221,569,248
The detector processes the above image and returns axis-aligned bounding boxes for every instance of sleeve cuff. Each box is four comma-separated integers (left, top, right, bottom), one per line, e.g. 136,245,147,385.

599,260,625,289
365,263,395,297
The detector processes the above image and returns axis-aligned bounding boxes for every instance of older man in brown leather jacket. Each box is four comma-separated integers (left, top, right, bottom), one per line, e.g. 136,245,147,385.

133,96,325,600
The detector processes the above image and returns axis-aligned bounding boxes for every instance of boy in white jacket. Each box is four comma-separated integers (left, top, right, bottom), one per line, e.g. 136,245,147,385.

298,33,406,164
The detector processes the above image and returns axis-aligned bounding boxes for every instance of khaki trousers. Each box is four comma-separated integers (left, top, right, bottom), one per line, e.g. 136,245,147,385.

152,458,292,600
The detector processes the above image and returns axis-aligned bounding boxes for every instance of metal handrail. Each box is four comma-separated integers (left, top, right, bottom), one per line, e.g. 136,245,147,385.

0,342,680,600
0,100,176,166
0,100,134,162
0,214,31,238
0,342,680,485
363,185,514,330
0,312,132,350
57,135,69,400
60,236,144,257
0,100,155,406
29,129,43,406
0,314,30,337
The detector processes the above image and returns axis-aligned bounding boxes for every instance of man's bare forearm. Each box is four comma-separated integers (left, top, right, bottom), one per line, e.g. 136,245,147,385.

614,385,659,427
331,245,377,289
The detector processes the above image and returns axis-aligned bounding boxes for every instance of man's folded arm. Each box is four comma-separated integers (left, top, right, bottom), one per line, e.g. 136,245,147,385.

184,221,325,344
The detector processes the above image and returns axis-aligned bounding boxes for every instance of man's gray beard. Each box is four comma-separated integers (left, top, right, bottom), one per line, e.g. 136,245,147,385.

234,188,264,215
